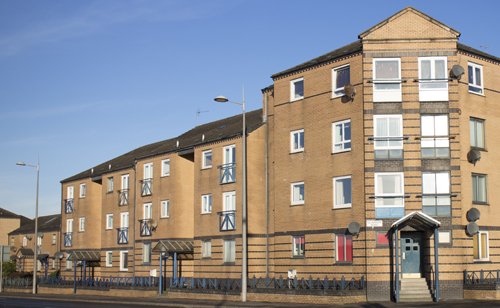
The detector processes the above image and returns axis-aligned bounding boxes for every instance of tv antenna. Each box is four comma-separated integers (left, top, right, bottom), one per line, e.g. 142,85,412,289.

480,45,489,53
196,109,209,126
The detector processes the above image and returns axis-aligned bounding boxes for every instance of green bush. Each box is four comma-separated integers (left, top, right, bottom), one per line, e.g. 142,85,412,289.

2,260,17,278
48,269,60,277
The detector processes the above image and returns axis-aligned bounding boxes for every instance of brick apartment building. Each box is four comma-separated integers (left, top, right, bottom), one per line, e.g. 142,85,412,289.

59,7,500,302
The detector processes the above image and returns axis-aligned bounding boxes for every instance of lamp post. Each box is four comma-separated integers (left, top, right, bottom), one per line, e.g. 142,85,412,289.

16,157,39,294
214,88,247,302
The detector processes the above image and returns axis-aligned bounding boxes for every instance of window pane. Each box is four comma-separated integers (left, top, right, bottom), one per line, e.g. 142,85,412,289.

376,60,399,79
481,233,487,258
435,60,445,79
468,65,474,84
336,68,350,89
476,121,484,148
422,173,436,194
422,206,436,216
470,120,476,146
473,233,479,259
421,60,431,79
436,173,450,194
421,116,434,136
345,235,353,261
475,67,481,86
436,205,451,216
294,80,304,98
337,236,344,262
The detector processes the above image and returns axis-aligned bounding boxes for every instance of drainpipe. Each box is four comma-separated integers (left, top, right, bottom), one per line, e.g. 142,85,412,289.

133,159,137,277
264,89,269,277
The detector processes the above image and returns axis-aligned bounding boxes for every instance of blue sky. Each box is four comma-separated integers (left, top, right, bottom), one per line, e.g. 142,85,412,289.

1,0,499,219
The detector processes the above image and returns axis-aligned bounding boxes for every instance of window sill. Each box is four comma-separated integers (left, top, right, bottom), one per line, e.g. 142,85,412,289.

332,149,351,155
331,93,346,99
333,205,352,210
142,263,151,266
106,265,112,268
201,212,211,215
470,147,487,152
201,167,212,170
160,175,170,178
473,260,491,263
472,202,489,206
420,157,450,160
290,150,304,154
222,262,235,266
290,97,304,102
160,216,169,219
334,261,353,266
120,269,128,272
201,257,211,260
469,90,485,97
291,255,305,259
106,191,114,194
290,203,304,207
105,228,113,231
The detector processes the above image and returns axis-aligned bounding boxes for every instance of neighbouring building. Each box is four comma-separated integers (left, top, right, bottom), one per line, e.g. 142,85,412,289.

0,207,30,246
58,6,500,303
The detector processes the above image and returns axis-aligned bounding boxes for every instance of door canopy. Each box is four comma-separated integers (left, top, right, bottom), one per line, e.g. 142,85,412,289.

390,211,441,231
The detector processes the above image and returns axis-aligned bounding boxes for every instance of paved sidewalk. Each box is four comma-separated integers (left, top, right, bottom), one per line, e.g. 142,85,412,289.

1,292,500,308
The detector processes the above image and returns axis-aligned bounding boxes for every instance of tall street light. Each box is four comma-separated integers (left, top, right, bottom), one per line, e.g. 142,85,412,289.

16,157,39,294
214,88,247,302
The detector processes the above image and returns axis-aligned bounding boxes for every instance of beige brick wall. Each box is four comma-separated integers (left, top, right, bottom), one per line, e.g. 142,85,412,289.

1,218,21,245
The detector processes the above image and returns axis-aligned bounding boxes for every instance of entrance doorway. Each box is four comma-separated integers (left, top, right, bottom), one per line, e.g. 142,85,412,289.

401,232,422,278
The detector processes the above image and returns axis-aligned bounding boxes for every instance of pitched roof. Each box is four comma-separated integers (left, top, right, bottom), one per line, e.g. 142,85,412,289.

458,43,500,64
61,109,264,183
8,214,61,235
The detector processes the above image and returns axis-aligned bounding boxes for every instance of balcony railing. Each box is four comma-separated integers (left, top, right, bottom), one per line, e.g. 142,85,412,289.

139,219,152,237
64,199,73,214
117,228,129,244
118,189,129,206
218,163,235,184
218,210,236,231
63,232,73,247
140,179,153,196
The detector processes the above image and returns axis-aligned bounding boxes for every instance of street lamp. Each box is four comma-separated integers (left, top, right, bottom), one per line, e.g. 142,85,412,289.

214,89,247,302
16,157,39,294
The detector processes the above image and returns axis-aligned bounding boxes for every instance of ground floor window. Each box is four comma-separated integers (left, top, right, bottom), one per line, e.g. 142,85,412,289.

223,239,235,263
292,236,305,257
120,251,128,271
473,231,488,261
335,234,353,262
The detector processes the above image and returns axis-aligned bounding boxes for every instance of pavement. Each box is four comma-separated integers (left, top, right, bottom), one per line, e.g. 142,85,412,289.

1,292,500,308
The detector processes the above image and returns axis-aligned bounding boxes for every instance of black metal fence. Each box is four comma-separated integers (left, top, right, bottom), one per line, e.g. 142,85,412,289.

464,270,500,285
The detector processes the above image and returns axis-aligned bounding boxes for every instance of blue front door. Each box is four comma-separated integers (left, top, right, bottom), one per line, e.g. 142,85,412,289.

401,232,422,278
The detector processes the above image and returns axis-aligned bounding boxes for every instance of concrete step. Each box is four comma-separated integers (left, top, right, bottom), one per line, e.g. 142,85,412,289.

399,278,433,302
400,289,432,295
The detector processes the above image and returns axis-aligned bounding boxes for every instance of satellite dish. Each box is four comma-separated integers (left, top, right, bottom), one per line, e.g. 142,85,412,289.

26,235,33,240
54,252,64,260
348,221,361,235
344,84,356,99
10,246,17,252
37,232,44,238
466,222,479,236
467,208,481,222
450,65,465,80
467,149,481,166
147,219,157,230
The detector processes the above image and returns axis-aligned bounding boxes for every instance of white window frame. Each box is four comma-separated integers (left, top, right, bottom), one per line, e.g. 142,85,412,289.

67,218,73,233
292,236,305,257
23,236,27,247
143,202,152,220
161,159,170,177
66,256,72,270
374,172,405,218
418,56,448,101
373,58,402,102
143,243,151,264
106,214,113,230
67,186,74,199
144,162,153,179
290,77,304,101
107,177,114,193
223,239,235,263
422,172,451,216
474,231,489,261
80,183,86,198
332,119,351,153
119,251,128,271
470,117,485,149
421,115,449,158
373,114,403,159
202,194,212,214
333,175,352,209
291,182,305,205
202,240,211,258
202,150,212,169
52,259,55,269
468,62,484,95
161,200,169,218
332,64,350,98
290,129,304,153
106,251,112,267
472,173,487,204
79,217,85,232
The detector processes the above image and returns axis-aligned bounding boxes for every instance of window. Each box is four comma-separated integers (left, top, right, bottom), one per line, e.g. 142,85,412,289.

106,214,113,229
290,129,304,153
376,232,389,245
107,177,114,193
290,77,304,101
291,182,305,205
79,217,85,232
223,239,235,263
336,234,353,262
80,183,86,198
470,118,485,149
202,194,212,213
221,145,236,184
421,115,449,158
472,174,487,204
161,200,169,218
67,218,73,232
374,115,403,159
143,243,151,264
422,172,451,216
468,62,483,94
11,237,14,246
66,257,72,270
202,150,212,169
333,176,352,209
375,172,404,218
106,251,112,267
332,64,350,97
120,251,128,271
143,202,152,220
120,174,130,205
373,58,401,102
202,240,211,258
418,57,448,101
332,120,351,153
292,236,305,257
52,259,55,269
52,234,56,245
161,159,170,176
473,231,488,261
23,236,27,247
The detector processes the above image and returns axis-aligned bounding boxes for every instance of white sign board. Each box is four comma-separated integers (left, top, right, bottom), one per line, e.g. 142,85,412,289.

366,220,383,227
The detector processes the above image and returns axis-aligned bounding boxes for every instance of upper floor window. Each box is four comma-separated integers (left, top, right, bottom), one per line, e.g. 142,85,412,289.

290,129,304,153
144,163,153,179
374,115,403,159
333,176,352,209
290,77,304,101
422,172,451,216
23,236,27,247
332,64,350,98
161,200,169,218
67,186,74,199
80,183,86,198
291,182,305,205
332,120,351,153
202,194,212,214
202,240,211,258
106,214,113,230
11,237,15,246
292,236,305,257
52,234,56,245
472,173,487,204
375,172,404,218
373,58,401,102
418,57,448,101
107,177,114,193
79,217,85,232
421,115,449,158
470,118,485,150
474,231,488,261
143,202,152,220
161,159,170,177
202,150,212,169
468,62,483,95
